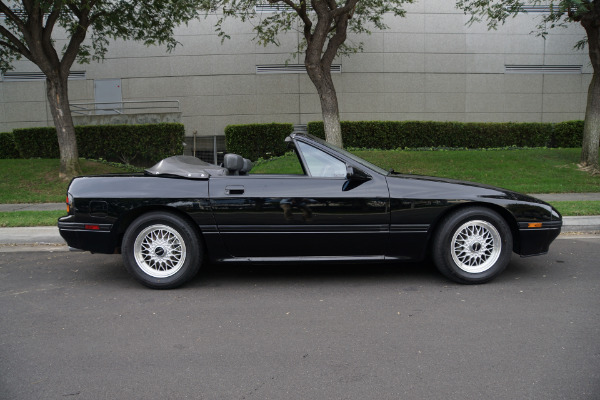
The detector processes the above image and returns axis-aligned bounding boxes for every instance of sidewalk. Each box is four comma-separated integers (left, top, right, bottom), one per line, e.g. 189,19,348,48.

0,203,65,212
1,194,599,246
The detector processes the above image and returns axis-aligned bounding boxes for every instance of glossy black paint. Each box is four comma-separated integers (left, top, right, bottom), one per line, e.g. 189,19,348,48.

58,133,562,264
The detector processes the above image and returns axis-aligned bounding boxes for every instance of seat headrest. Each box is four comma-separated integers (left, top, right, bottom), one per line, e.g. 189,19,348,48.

223,154,244,174
240,158,253,175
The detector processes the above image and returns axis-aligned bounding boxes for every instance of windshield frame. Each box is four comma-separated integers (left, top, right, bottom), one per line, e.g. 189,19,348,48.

295,134,389,176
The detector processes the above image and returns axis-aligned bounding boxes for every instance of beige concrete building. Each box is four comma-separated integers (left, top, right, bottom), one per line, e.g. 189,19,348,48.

0,2,591,139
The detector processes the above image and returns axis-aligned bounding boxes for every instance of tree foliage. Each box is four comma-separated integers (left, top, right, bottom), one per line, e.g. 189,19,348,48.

0,0,207,179
0,0,207,73
213,0,413,147
457,0,594,42
215,0,412,58
457,0,600,172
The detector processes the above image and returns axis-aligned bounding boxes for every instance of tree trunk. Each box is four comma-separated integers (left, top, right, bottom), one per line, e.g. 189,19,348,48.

317,73,343,148
306,62,343,148
580,14,600,172
580,72,600,171
46,76,81,180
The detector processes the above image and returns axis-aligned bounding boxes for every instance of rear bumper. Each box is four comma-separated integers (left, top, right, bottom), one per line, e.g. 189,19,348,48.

517,221,562,256
58,218,118,254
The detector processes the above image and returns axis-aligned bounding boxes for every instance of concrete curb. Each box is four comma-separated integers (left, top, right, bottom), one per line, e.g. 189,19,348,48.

0,216,598,248
560,216,600,233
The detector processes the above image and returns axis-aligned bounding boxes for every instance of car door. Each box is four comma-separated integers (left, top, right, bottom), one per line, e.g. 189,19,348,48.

209,140,390,260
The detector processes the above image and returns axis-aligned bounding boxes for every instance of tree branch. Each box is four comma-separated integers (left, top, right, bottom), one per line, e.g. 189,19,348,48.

266,0,312,44
0,21,33,60
42,0,62,46
0,38,21,54
0,1,26,31
332,0,358,18
67,3,83,20
322,13,349,67
21,0,34,15
269,0,300,13
87,0,105,24
311,0,329,16
60,24,88,75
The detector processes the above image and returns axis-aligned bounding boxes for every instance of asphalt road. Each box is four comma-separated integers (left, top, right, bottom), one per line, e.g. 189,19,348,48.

1,236,599,400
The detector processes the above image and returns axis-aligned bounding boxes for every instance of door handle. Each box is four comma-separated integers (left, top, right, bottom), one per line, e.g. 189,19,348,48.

225,185,245,195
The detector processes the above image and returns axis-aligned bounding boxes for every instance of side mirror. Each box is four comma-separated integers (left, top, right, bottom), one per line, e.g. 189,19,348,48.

346,165,370,181
346,165,355,180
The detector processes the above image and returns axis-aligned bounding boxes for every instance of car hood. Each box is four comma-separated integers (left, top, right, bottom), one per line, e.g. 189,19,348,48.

386,173,547,204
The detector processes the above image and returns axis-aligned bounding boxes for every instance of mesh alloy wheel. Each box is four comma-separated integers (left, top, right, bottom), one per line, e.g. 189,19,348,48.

450,220,502,274
133,224,187,279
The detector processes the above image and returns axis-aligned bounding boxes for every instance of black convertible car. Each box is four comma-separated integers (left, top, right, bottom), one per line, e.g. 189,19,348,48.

58,132,562,289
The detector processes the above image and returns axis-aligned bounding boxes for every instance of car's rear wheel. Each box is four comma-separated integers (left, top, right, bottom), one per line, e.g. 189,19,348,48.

122,211,202,289
432,207,512,284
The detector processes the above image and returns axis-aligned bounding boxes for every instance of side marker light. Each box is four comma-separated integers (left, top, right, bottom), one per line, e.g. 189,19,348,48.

528,223,543,228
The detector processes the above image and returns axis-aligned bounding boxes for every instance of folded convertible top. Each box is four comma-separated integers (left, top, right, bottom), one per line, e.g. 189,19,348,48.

145,155,227,179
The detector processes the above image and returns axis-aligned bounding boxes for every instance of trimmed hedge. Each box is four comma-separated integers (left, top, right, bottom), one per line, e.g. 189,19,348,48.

225,123,294,160
0,132,20,158
12,128,59,159
226,120,586,160
553,120,585,148
77,123,185,164
12,123,185,164
307,121,556,149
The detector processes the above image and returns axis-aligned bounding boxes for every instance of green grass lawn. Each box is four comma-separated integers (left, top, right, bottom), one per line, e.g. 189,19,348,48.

252,148,600,194
547,201,600,216
0,159,138,203
0,148,598,227
1,148,599,205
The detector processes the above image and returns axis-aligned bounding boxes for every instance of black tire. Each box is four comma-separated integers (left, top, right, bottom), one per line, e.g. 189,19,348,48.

121,211,202,289
432,207,513,284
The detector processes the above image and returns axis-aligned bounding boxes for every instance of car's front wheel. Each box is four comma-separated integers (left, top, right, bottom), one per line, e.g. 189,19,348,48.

432,207,513,284
122,211,202,289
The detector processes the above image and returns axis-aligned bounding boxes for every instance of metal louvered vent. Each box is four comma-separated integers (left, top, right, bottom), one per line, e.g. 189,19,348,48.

0,8,50,19
516,5,578,13
0,8,28,19
255,4,294,12
520,5,552,12
2,71,87,82
256,64,342,74
505,65,582,74
67,71,87,80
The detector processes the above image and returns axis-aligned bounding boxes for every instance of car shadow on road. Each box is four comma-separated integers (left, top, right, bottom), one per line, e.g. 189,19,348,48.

189,259,445,289
70,252,550,290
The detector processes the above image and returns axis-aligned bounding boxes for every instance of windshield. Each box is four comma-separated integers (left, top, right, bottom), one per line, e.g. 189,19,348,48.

305,134,389,176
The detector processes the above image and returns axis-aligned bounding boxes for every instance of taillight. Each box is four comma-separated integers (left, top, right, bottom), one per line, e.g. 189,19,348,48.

66,194,73,214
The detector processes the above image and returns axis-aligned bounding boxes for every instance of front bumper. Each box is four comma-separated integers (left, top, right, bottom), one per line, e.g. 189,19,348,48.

517,220,562,256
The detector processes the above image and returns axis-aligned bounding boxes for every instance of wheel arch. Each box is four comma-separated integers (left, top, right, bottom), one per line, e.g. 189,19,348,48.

426,201,520,256
115,206,205,254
